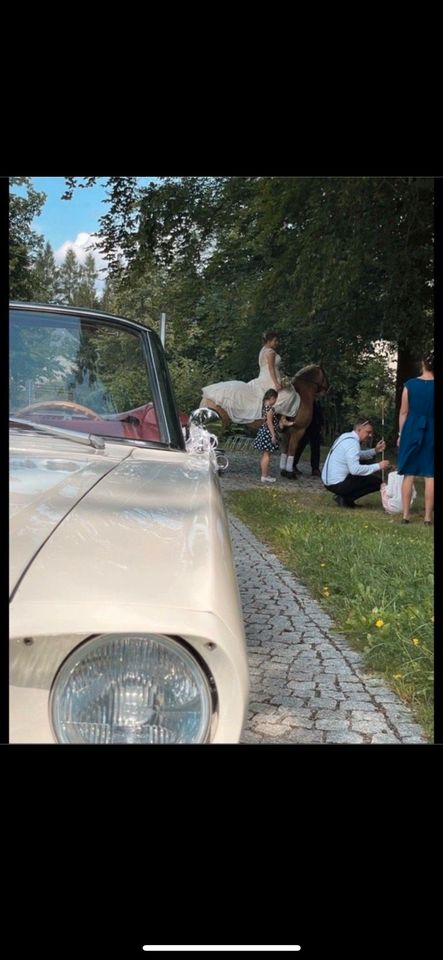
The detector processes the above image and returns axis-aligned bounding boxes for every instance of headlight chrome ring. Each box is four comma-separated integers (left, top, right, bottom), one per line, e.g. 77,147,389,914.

50,633,213,744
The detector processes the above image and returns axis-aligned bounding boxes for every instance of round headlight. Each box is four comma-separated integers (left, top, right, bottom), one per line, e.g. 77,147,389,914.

50,634,213,744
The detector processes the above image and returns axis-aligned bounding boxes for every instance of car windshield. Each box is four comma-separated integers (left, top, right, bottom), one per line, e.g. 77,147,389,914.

10,307,183,447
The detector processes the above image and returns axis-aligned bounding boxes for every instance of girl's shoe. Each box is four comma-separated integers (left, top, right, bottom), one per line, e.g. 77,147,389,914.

401,518,410,524
423,520,432,526
261,476,276,483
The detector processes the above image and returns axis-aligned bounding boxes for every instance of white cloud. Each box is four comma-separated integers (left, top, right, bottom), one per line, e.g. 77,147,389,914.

54,232,109,291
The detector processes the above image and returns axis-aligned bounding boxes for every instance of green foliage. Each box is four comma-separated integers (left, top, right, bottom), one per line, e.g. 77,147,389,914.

31,241,60,303
53,248,101,308
167,355,211,412
57,248,80,304
15,176,434,439
9,177,46,299
10,177,103,309
63,175,432,436
10,322,72,410
67,176,433,346
71,326,151,412
74,253,100,309
97,265,227,410
334,352,396,442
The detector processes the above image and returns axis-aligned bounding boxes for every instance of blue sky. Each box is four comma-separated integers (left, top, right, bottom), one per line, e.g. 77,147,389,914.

20,177,156,291
31,177,111,250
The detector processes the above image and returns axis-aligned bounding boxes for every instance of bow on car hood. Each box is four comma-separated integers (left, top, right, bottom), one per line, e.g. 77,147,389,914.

10,431,132,595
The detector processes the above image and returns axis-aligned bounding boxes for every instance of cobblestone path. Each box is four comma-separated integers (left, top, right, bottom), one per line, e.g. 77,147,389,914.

220,451,428,744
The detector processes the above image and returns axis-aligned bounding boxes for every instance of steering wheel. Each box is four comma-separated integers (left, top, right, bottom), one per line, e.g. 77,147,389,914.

15,400,102,421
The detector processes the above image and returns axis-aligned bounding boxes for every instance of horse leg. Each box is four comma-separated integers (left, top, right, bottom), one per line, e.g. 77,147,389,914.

278,427,297,478
287,426,307,471
281,429,289,455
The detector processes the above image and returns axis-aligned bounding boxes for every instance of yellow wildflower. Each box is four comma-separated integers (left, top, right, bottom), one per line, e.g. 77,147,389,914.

412,638,420,646
320,562,326,567
375,619,384,628
393,673,402,680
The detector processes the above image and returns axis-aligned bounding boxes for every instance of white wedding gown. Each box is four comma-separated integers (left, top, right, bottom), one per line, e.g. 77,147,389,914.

202,347,300,423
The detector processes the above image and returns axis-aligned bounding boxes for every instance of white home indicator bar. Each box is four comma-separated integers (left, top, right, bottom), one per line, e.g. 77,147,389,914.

143,948,301,953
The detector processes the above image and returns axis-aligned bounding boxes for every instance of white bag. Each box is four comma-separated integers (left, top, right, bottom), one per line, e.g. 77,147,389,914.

380,470,417,514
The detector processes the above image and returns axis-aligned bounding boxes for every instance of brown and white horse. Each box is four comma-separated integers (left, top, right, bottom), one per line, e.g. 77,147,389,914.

203,363,329,461
280,363,329,460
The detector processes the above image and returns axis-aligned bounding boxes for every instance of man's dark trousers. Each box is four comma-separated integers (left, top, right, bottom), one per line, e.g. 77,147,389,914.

294,402,323,471
324,473,382,504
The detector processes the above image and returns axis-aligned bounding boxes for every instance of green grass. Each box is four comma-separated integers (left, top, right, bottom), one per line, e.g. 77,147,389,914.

226,475,434,739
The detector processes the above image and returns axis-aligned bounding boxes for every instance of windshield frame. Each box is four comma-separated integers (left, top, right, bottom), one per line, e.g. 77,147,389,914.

9,302,186,451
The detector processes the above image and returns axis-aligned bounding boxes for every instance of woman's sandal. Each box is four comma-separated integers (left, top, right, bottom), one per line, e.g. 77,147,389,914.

401,518,410,524
423,520,432,526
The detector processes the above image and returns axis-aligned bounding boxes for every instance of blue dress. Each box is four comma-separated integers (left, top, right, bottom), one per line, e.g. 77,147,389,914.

397,378,434,477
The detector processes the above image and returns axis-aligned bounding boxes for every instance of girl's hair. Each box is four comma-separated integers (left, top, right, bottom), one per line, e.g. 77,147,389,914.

263,388,278,402
262,330,279,344
422,350,434,372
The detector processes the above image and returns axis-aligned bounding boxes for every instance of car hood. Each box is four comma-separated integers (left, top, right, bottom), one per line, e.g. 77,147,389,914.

10,441,243,643
10,430,133,594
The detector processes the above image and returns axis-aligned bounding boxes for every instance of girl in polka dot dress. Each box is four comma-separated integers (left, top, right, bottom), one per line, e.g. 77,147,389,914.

253,389,293,483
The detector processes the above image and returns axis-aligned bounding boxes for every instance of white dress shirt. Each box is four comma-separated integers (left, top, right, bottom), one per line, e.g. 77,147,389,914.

321,431,381,485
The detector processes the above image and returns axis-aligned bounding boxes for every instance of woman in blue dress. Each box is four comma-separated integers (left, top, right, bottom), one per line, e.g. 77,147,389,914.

397,351,434,524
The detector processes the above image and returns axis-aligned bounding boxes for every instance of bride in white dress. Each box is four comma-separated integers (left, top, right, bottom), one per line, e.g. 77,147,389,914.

201,331,300,423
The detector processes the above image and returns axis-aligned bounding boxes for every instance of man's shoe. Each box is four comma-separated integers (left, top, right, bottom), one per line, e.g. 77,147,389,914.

311,468,321,477
334,495,354,508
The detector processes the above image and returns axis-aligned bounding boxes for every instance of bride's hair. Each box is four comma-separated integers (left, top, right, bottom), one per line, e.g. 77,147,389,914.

262,330,279,344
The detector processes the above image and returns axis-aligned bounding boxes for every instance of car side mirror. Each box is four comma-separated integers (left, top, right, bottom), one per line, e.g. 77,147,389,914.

189,407,222,427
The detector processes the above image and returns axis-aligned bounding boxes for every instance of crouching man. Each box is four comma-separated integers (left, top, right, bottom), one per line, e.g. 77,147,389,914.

321,417,390,508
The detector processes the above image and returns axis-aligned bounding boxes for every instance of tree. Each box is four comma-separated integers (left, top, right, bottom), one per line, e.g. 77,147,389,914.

10,177,46,300
31,241,60,303
57,248,101,309
247,176,433,418
63,176,434,430
58,248,81,305
75,253,100,309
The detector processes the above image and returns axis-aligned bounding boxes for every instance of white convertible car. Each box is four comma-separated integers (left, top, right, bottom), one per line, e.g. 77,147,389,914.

9,302,249,744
